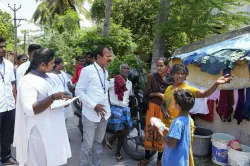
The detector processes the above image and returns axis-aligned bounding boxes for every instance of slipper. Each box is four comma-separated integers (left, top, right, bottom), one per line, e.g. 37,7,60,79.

1,157,19,165
106,137,112,150
116,155,123,162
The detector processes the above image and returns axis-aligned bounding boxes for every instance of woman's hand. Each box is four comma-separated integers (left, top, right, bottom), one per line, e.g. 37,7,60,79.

163,110,171,120
216,74,233,85
156,92,164,99
53,92,72,100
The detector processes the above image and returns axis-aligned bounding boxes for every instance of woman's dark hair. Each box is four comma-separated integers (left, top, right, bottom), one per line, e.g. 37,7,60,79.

156,57,170,66
93,45,111,60
170,64,189,76
16,54,27,61
174,89,195,112
25,48,55,75
53,58,63,69
28,44,41,53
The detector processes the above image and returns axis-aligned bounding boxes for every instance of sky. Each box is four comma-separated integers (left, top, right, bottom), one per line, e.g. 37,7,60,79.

0,0,92,39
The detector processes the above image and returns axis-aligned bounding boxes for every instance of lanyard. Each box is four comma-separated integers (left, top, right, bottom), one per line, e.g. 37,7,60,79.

31,69,56,87
0,61,5,83
57,73,65,89
93,64,106,94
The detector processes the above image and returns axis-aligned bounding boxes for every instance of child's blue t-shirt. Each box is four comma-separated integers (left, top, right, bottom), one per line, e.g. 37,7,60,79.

162,116,191,166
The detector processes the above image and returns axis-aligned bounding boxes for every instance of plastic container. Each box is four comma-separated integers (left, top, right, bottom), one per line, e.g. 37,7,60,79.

193,127,213,156
228,144,250,166
211,133,235,166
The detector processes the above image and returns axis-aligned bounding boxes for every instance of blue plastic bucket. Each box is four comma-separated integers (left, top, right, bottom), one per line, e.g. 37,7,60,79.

211,133,235,166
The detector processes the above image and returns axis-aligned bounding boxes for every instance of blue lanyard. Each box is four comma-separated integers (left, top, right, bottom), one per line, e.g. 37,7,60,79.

31,69,56,86
57,73,65,89
93,64,106,94
0,61,5,83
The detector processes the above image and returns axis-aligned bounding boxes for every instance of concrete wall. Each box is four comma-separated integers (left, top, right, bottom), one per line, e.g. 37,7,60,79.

195,105,250,146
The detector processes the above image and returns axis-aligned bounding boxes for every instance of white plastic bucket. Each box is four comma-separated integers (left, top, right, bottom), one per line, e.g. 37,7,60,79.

211,133,235,166
228,144,250,166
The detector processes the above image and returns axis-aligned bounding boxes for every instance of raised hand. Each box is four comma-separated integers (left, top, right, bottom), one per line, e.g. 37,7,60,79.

216,74,233,85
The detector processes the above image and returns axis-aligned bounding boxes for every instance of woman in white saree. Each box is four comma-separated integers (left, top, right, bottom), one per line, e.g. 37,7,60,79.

13,48,72,166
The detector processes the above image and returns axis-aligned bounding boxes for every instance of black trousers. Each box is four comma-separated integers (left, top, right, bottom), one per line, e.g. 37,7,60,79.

0,109,15,161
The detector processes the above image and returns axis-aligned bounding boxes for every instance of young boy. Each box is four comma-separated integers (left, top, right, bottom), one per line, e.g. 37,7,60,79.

160,89,195,166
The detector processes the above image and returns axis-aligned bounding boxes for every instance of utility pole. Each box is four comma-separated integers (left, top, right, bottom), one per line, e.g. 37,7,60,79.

8,4,26,53
23,30,27,54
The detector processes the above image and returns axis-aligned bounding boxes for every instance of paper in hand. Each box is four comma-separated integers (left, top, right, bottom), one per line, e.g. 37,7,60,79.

51,96,79,109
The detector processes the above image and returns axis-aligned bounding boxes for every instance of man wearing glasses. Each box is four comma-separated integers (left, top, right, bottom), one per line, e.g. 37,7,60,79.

16,44,41,86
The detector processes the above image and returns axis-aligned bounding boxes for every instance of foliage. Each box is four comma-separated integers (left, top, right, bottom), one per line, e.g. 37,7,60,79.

0,10,14,51
33,0,92,25
52,10,80,33
36,17,136,73
162,0,250,54
91,0,250,56
73,23,137,56
91,0,159,54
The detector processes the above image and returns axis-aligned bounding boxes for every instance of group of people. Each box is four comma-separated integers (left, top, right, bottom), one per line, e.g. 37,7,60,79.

138,59,232,166
0,33,233,166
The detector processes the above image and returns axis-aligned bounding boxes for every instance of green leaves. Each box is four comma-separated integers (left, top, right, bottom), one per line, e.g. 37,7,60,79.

0,9,14,52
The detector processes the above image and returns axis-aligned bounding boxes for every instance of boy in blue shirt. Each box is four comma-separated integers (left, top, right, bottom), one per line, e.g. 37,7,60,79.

159,89,195,166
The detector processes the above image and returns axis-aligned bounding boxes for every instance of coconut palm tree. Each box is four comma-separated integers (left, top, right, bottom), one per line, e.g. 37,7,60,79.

103,0,112,37
33,0,93,25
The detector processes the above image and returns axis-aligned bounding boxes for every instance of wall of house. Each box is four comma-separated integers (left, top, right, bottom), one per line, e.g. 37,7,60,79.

195,106,250,146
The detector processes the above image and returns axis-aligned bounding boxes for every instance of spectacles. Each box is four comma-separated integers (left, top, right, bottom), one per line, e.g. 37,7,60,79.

21,58,27,61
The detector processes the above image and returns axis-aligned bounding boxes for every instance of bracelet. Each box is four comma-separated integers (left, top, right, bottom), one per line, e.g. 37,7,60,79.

51,94,55,101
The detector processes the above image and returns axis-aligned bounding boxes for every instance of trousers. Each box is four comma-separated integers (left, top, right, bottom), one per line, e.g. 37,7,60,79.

80,115,108,166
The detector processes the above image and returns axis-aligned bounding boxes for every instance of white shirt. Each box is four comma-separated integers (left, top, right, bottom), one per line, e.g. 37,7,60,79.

49,71,73,118
75,62,111,122
0,58,15,112
109,77,133,107
184,80,209,114
14,74,71,166
16,60,30,86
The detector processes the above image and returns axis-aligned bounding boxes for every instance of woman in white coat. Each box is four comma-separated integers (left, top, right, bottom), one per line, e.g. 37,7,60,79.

49,58,73,122
14,48,72,166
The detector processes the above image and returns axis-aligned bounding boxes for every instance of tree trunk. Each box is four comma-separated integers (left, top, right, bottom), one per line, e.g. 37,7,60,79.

58,0,63,15
103,0,112,37
150,0,170,73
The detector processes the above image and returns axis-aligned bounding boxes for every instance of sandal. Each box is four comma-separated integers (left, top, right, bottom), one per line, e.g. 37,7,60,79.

137,159,149,166
106,137,112,150
116,155,123,162
157,161,162,166
1,157,19,165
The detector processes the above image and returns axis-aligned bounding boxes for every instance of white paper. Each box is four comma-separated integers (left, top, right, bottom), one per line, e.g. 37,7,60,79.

51,96,79,110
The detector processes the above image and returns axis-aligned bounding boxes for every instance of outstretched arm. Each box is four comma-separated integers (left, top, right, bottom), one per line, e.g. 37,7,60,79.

196,74,232,98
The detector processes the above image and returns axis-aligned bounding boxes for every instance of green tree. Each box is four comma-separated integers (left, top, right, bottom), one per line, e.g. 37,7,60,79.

163,0,250,53
0,10,14,51
36,21,136,73
91,0,159,54
33,0,93,25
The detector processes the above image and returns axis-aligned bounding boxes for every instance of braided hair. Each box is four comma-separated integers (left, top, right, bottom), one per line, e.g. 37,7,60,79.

25,48,55,75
